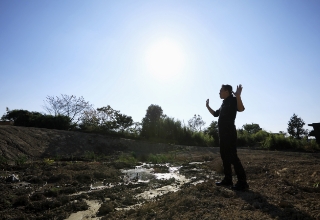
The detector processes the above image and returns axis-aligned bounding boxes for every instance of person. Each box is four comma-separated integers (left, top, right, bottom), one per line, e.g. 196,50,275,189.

206,84,249,191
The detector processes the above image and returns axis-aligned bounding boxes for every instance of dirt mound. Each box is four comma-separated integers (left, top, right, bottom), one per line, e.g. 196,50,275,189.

0,126,127,160
0,125,216,161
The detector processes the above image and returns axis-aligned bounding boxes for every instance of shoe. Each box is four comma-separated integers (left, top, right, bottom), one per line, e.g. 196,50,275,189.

232,181,249,191
215,179,233,187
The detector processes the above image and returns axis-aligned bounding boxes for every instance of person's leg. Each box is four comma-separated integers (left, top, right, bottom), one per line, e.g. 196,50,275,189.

221,150,233,181
229,145,249,190
232,153,247,183
216,137,233,186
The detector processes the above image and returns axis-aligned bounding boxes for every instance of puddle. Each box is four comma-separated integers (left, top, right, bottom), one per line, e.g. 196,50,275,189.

67,161,209,218
122,163,202,200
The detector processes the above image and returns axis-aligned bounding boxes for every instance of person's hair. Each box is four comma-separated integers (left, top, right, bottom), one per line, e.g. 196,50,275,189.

221,84,233,96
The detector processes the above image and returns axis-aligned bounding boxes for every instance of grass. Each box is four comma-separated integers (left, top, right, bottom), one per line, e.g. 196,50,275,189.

145,153,175,164
15,154,28,165
43,158,54,165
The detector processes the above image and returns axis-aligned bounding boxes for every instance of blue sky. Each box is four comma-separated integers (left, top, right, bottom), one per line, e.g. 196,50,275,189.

1,0,320,133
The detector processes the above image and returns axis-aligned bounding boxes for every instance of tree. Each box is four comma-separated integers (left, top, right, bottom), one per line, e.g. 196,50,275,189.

1,109,32,126
141,104,163,138
1,109,70,129
204,120,219,146
188,114,206,132
80,105,134,133
96,106,119,130
79,109,100,130
115,112,133,133
242,123,262,134
43,94,92,124
287,113,308,139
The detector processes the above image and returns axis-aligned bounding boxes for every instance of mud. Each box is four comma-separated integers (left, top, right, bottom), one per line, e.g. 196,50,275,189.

0,150,319,219
0,126,319,219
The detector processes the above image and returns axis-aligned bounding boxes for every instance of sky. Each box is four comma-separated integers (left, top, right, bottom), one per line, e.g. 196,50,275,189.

1,0,320,133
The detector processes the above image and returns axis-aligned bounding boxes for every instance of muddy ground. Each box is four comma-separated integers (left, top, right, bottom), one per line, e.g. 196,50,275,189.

0,126,319,220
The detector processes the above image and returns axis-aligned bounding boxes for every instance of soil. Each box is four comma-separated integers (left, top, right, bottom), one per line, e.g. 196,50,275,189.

0,125,319,220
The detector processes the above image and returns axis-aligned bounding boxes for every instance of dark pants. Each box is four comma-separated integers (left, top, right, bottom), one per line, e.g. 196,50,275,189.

219,128,246,183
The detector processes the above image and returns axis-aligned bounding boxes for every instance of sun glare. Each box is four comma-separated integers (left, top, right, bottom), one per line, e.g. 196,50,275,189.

146,39,185,81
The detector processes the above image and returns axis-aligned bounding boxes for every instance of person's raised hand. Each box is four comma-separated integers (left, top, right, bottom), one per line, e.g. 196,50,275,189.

233,84,243,97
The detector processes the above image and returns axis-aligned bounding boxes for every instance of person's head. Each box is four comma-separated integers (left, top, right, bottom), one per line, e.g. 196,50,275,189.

219,84,233,99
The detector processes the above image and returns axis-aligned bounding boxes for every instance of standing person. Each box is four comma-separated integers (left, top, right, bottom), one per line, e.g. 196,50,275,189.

206,84,249,190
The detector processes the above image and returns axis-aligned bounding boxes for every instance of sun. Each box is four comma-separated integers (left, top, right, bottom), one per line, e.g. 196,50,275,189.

145,39,185,81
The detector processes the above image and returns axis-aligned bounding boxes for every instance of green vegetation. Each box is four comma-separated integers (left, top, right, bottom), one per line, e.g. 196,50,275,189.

0,155,8,165
1,109,70,130
2,95,319,151
146,153,175,164
116,152,177,165
116,153,138,165
287,113,308,139
237,129,319,151
15,155,28,165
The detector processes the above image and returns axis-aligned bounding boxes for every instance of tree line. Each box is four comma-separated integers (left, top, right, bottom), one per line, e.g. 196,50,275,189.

1,94,318,151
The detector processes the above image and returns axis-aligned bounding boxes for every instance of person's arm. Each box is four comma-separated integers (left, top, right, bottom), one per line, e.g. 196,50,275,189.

206,99,216,116
233,84,245,112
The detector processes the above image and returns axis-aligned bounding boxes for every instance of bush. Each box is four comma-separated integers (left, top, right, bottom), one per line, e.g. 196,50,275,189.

98,202,114,216
262,134,292,150
147,153,175,164
1,109,70,130
261,134,320,151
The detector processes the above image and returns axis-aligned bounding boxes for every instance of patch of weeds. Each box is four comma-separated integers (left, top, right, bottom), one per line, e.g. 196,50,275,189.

15,154,28,165
53,154,63,161
93,171,108,180
30,193,45,201
0,155,8,165
44,187,60,197
67,163,90,171
136,203,157,218
48,175,62,183
43,158,55,165
147,153,175,164
122,194,137,206
117,153,138,165
41,212,67,220
13,195,29,207
75,173,92,184
206,160,224,174
27,199,62,212
97,202,115,216
157,177,175,186
59,187,77,194
26,175,44,184
58,195,70,205
153,165,169,173
84,151,97,161
65,199,88,212
0,198,12,208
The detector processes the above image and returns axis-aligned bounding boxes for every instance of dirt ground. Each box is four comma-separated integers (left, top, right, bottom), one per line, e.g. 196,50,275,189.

0,126,319,220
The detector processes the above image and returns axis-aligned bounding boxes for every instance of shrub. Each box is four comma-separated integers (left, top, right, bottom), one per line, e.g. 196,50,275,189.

1,109,70,130
15,155,28,165
147,153,175,164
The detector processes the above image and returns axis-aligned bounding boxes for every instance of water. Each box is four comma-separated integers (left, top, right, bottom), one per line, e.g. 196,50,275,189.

67,161,208,218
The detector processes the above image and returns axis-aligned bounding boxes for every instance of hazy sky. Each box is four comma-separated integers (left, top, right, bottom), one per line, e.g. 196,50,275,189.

1,0,320,133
